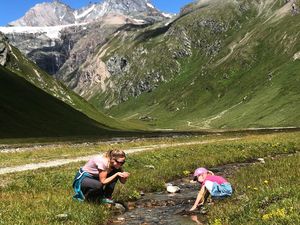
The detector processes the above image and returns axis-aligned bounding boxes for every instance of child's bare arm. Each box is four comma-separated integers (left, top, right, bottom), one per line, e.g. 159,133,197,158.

208,170,214,175
190,185,206,211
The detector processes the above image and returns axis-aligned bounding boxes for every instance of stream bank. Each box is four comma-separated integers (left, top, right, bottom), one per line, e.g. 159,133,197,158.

109,160,257,225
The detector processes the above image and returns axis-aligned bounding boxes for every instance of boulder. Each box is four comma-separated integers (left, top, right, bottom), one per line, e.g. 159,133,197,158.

167,185,181,193
257,158,265,164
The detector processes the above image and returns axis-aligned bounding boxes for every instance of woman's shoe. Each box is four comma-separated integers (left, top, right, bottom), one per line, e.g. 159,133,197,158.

100,198,115,204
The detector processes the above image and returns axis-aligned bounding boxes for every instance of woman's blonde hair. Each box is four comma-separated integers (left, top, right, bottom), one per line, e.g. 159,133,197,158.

105,149,126,160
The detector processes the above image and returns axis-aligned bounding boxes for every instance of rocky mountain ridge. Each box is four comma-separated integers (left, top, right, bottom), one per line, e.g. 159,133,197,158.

0,0,172,77
8,0,168,27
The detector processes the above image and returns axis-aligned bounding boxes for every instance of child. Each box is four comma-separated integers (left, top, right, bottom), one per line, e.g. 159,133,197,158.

190,167,233,211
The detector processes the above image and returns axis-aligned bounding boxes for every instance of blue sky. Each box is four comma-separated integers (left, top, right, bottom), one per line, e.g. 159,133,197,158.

0,0,193,26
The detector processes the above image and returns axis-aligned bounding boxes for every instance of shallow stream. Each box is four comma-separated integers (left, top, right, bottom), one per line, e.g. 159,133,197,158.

110,162,254,225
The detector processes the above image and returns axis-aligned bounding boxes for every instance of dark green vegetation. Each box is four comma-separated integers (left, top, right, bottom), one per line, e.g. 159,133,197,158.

0,33,142,138
0,66,115,138
89,0,300,130
0,132,299,224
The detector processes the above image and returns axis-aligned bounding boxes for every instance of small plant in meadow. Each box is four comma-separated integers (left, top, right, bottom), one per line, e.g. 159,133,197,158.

211,218,223,225
183,170,191,176
129,190,141,200
262,208,287,221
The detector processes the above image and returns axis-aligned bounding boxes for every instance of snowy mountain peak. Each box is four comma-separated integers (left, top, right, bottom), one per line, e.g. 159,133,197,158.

8,0,169,27
9,1,75,26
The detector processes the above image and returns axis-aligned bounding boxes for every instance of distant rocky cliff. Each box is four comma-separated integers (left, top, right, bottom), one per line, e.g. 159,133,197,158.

0,0,171,91
0,33,8,66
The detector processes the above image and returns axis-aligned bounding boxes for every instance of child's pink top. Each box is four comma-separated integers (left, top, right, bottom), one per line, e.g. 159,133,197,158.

82,155,109,176
203,175,228,185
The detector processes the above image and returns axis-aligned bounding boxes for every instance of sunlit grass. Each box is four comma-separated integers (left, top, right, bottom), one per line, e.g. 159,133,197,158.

0,132,238,167
206,153,300,225
0,132,299,224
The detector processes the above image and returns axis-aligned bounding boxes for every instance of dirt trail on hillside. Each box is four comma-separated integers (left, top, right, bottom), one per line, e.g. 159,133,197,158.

264,1,293,24
0,138,240,175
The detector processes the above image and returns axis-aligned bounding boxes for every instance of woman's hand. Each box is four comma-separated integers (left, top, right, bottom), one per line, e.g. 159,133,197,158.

118,172,130,184
118,172,130,178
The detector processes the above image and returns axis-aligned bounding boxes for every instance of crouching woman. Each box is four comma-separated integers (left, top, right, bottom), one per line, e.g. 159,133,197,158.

73,149,130,204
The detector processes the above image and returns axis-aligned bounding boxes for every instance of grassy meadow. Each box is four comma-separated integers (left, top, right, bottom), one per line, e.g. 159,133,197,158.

88,0,300,130
0,131,299,224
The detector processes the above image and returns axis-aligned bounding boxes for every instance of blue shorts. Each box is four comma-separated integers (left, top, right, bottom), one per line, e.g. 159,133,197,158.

205,181,233,198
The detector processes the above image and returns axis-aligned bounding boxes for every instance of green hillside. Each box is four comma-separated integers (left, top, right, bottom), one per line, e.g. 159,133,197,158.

89,0,300,130
0,66,119,138
0,32,147,138
0,33,141,132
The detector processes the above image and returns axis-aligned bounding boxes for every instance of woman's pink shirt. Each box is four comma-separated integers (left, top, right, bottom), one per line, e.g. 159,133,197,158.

82,155,109,176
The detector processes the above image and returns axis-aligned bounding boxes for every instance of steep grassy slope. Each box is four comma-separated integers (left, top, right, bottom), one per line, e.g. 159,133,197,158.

0,33,143,135
89,0,300,129
0,66,119,138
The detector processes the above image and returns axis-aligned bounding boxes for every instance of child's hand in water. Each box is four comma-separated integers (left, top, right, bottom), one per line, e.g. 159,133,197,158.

189,206,197,211
190,202,204,211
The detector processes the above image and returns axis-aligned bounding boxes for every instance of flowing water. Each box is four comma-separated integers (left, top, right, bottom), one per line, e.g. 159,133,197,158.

111,178,204,225
110,161,255,225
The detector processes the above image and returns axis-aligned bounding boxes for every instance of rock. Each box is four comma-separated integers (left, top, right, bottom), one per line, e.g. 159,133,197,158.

166,200,176,206
144,165,155,169
293,51,300,61
199,207,208,214
117,217,125,222
112,203,126,215
257,158,265,164
107,55,129,76
55,214,68,220
165,183,173,187
0,46,8,66
127,201,136,210
139,115,154,121
167,185,181,193
181,178,190,183
0,35,8,66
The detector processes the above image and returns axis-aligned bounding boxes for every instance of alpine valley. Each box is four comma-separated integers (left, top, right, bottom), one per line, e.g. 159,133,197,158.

1,0,299,136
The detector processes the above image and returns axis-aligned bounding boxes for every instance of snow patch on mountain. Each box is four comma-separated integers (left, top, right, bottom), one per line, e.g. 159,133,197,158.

74,4,96,20
162,13,174,18
0,23,87,39
147,3,155,9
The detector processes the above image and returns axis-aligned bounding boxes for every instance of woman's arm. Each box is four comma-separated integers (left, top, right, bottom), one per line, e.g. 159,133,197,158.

99,170,121,184
190,185,206,211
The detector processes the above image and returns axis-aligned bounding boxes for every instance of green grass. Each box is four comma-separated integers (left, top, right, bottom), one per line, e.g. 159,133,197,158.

0,66,117,138
206,153,300,225
0,131,299,225
1,131,297,168
1,39,141,134
1,133,227,167
86,0,300,130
